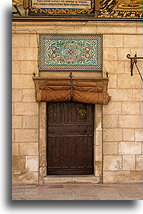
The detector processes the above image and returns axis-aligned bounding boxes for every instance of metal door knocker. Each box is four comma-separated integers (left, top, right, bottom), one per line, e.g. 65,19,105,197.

79,109,87,119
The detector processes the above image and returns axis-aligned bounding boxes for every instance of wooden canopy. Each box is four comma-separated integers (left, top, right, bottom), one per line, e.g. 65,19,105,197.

33,76,111,105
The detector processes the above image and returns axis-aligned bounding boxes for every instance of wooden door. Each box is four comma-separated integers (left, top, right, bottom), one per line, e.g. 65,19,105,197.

47,101,94,175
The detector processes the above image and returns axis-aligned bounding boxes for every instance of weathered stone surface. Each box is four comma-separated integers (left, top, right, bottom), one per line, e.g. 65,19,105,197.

119,115,142,128
103,115,118,128
119,142,141,155
12,143,19,156
26,156,38,172
104,35,124,47
15,129,38,142
135,155,143,171
22,89,35,102
135,129,143,141
12,61,21,74
103,61,124,74
108,89,132,101
12,116,22,128
108,74,117,89
103,48,118,60
103,171,143,183
124,35,143,47
123,129,135,141
103,156,122,171
133,89,143,101
12,172,38,185
122,102,140,114
103,129,122,142
12,34,29,48
103,102,121,115
12,89,22,102
12,156,26,174
12,48,38,61
123,155,135,170
103,142,118,155
12,75,34,89
23,116,38,128
21,61,38,74
19,143,38,155
14,103,38,116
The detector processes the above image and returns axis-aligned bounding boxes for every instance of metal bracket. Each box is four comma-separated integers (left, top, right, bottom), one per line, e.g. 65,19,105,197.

126,54,143,81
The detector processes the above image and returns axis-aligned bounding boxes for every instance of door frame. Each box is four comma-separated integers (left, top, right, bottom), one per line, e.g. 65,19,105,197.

38,102,103,184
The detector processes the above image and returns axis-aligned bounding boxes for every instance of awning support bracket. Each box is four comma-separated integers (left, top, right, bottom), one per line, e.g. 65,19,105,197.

126,54,143,81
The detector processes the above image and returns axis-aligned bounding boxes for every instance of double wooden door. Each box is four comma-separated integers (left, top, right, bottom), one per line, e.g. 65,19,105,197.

47,101,94,175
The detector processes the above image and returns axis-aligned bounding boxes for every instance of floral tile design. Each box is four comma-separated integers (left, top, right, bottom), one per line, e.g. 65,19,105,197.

39,34,102,71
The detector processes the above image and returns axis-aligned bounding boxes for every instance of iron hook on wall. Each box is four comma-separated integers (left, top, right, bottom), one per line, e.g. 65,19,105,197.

126,54,143,81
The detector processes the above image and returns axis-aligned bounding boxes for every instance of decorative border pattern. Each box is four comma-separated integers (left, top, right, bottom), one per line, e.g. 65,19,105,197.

98,0,142,18
30,0,95,15
39,34,102,71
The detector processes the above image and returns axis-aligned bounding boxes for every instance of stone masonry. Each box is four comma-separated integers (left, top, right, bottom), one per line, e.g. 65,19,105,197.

12,21,143,184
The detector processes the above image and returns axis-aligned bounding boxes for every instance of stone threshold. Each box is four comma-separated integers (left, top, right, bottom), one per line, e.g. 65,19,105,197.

43,175,101,184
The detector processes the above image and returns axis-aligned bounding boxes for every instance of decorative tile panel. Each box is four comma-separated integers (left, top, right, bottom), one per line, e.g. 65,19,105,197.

39,34,102,71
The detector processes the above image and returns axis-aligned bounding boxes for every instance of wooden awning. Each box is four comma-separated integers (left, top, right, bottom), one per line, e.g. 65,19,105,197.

33,76,111,105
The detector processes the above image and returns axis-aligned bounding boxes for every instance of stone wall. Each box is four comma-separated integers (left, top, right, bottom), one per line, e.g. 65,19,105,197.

12,21,143,184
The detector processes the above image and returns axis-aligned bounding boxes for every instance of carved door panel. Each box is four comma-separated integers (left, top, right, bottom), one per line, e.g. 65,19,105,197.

47,101,94,175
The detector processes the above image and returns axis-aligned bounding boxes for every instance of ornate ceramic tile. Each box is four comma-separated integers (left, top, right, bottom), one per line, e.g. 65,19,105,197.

39,34,102,71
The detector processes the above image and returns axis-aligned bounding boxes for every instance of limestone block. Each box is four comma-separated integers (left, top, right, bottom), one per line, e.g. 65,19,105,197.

12,48,38,61
130,75,142,89
21,61,38,74
135,155,143,170
108,74,117,89
103,115,118,128
122,102,140,114
12,143,19,156
103,155,122,171
12,172,38,185
95,105,102,118
103,171,143,183
12,116,22,128
14,103,38,116
29,34,38,48
12,155,26,174
103,102,121,115
94,145,102,161
12,34,29,48
103,61,124,74
123,155,135,170
104,35,123,47
12,89,22,102
22,89,35,102
103,129,122,142
117,48,131,60
12,61,21,74
12,75,34,89
133,89,143,101
123,129,135,141
118,142,141,155
15,129,38,142
108,89,132,101
124,35,143,48
119,115,142,128
135,129,143,141
103,142,118,155
20,143,38,155
103,48,118,61
26,156,38,172
23,116,38,128
131,48,143,57
117,74,131,88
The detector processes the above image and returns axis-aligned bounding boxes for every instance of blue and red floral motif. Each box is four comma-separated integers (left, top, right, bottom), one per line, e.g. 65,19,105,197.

39,34,102,71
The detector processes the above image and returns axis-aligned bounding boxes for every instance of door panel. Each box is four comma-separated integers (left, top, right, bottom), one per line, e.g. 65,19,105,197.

47,101,94,175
